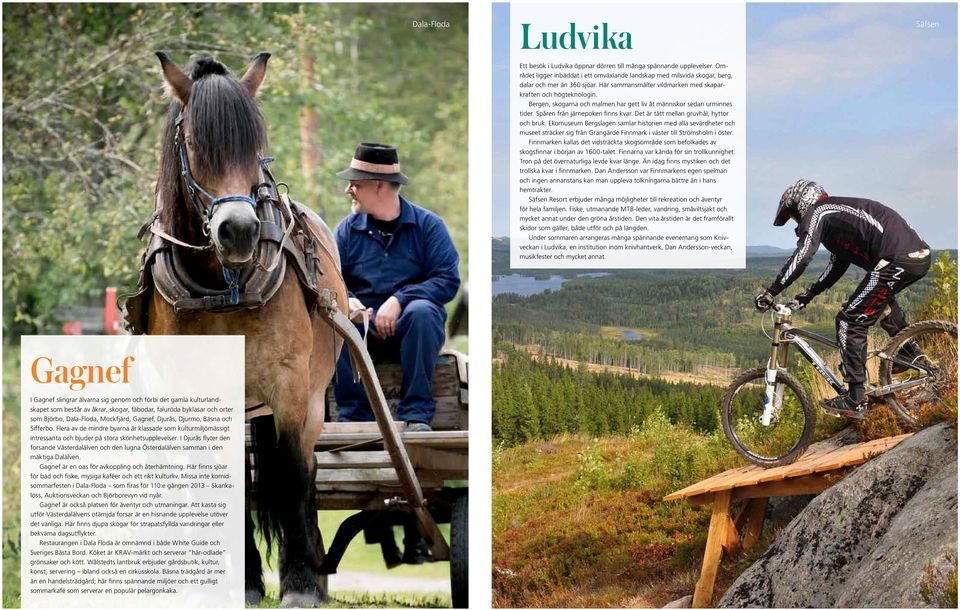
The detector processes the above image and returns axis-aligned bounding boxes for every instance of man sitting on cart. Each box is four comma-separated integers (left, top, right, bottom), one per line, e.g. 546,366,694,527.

332,142,460,566
332,142,461,432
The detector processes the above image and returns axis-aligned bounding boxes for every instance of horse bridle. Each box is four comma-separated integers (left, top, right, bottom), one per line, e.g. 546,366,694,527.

174,110,277,304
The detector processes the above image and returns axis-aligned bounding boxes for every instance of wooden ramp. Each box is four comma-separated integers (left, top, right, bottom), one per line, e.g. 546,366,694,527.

664,433,912,607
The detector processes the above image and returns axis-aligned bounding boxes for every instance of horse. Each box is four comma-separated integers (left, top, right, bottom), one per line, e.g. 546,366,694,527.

131,52,347,607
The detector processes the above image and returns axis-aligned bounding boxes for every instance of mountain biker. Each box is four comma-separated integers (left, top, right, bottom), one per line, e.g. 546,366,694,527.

754,179,930,419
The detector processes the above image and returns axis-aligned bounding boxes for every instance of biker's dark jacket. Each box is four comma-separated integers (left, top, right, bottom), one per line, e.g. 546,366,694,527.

767,197,928,297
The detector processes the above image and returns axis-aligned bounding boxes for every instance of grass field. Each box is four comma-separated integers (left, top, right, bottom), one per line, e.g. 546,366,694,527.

493,413,740,607
491,409,848,608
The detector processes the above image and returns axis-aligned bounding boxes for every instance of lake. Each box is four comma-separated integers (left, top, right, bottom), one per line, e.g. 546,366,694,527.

492,272,610,297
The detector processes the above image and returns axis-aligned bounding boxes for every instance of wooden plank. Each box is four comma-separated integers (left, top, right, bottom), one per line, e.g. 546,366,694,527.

325,356,466,431
668,465,754,499
312,493,392,511
322,422,404,435
407,446,469,474
810,435,911,473
315,475,451,494
315,451,392,469
431,396,465,431
315,468,400,484
702,466,762,493
685,493,716,508
751,445,851,484
245,405,272,420
741,498,768,550
315,483,401,493
693,490,732,608
667,434,914,502
770,434,912,481
664,466,753,500
314,431,469,449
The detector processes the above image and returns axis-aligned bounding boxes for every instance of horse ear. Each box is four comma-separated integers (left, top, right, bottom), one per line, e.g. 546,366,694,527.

240,52,271,97
156,52,192,105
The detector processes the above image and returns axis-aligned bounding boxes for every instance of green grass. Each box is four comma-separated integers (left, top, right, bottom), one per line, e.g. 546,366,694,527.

250,590,451,608
248,511,451,608
3,346,21,608
493,412,745,608
259,511,450,580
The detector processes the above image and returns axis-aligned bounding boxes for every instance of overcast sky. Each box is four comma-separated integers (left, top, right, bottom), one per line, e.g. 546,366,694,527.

492,3,957,249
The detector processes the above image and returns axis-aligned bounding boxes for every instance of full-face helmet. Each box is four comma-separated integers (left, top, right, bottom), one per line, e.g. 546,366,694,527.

774,179,827,226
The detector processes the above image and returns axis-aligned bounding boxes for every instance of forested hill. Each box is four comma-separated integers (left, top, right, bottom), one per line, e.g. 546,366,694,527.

494,347,724,445
493,239,953,372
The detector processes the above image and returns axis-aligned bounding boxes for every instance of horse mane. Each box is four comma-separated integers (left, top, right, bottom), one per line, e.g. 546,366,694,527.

155,56,268,228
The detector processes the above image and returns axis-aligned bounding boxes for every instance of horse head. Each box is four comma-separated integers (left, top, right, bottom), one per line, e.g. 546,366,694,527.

156,52,270,267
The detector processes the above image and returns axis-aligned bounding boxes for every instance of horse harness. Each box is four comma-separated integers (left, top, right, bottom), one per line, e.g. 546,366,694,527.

122,114,340,334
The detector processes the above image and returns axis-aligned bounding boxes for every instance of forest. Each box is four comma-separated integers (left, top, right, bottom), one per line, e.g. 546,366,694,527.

3,3,468,338
493,239,957,445
494,239,950,372
494,345,725,445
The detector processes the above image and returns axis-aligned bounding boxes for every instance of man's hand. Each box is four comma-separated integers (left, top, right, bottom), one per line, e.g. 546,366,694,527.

754,290,774,312
794,291,814,310
375,296,403,338
348,297,372,322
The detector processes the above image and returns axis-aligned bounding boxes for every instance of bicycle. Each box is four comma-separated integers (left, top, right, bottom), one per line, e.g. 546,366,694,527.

720,302,957,467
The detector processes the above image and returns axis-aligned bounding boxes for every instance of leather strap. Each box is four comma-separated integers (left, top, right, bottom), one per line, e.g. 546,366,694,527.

122,172,336,329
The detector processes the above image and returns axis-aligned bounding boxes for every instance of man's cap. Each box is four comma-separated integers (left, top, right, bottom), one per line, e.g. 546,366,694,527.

335,143,410,185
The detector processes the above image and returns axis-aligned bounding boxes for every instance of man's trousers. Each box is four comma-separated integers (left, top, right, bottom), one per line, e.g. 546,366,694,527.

836,253,930,386
334,299,446,424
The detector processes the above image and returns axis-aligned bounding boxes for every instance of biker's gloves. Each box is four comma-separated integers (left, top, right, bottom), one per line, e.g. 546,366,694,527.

794,291,814,309
754,290,774,312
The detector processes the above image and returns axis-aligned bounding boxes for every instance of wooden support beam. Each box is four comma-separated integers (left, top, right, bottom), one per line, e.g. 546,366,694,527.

686,471,844,508
719,511,741,555
686,492,715,508
693,490,732,608
741,498,768,550
733,502,750,531
731,472,842,502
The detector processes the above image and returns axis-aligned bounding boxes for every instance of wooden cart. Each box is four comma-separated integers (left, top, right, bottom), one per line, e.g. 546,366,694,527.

247,293,469,607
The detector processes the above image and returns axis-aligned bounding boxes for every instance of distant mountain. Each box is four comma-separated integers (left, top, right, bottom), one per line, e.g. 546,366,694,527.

746,245,792,255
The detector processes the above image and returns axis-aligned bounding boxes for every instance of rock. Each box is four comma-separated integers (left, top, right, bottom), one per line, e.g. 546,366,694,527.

764,428,861,532
837,458,957,607
765,494,814,533
719,423,957,608
662,594,692,608
806,425,862,451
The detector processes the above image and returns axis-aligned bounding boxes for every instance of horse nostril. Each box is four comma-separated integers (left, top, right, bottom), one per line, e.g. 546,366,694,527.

218,218,260,251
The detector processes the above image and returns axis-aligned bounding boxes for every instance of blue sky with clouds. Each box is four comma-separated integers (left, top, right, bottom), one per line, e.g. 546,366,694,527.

747,3,957,248
493,3,957,248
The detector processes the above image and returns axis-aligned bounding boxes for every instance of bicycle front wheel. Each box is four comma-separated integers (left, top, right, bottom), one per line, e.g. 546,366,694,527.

879,320,958,428
721,367,816,468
